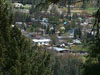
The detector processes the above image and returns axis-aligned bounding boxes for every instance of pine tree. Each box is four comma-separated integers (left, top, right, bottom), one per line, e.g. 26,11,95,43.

83,8,100,75
0,0,12,74
0,0,53,75
31,47,53,75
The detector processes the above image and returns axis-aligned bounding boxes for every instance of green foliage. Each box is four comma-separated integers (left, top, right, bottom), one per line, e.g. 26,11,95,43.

83,8,100,75
53,54,82,75
48,16,59,24
0,0,53,75
74,28,82,39
50,34,57,45
31,47,53,75
13,11,28,23
12,0,60,4
83,38,100,75
30,0,60,13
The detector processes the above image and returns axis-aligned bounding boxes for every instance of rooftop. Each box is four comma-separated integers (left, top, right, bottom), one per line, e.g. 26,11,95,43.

33,39,51,42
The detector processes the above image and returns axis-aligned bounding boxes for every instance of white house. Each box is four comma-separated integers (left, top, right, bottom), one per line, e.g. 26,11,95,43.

15,22,23,25
48,47,70,52
13,3,23,8
33,39,51,46
73,39,81,44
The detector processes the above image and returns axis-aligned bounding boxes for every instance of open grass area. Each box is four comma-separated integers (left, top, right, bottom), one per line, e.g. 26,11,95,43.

71,8,98,14
71,9,83,13
60,6,98,15
85,7,98,14
70,45,88,52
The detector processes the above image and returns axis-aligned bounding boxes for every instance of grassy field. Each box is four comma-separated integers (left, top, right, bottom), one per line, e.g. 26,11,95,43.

65,44,89,52
60,6,98,15
71,7,98,14
85,7,98,14
70,45,88,52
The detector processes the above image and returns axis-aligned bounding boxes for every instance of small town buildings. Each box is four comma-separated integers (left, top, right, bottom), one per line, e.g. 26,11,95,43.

33,39,51,46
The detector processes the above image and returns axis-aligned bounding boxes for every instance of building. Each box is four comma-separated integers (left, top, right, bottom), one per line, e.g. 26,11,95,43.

33,39,51,46
13,3,23,8
48,47,70,53
56,36,67,43
73,39,81,44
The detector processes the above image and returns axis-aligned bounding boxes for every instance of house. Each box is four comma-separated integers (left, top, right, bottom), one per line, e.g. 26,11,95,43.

68,29,75,38
64,22,67,25
31,18,38,21
35,28,45,35
15,22,23,25
33,39,51,46
13,3,23,8
56,36,67,44
42,18,48,23
48,47,70,53
15,22,27,30
73,39,81,44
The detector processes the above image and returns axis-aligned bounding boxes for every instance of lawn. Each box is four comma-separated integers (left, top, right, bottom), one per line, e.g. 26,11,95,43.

71,8,98,14
70,45,88,52
85,7,98,14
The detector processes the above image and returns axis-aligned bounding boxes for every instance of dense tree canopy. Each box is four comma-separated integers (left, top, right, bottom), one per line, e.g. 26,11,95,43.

0,0,53,75
83,8,100,75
